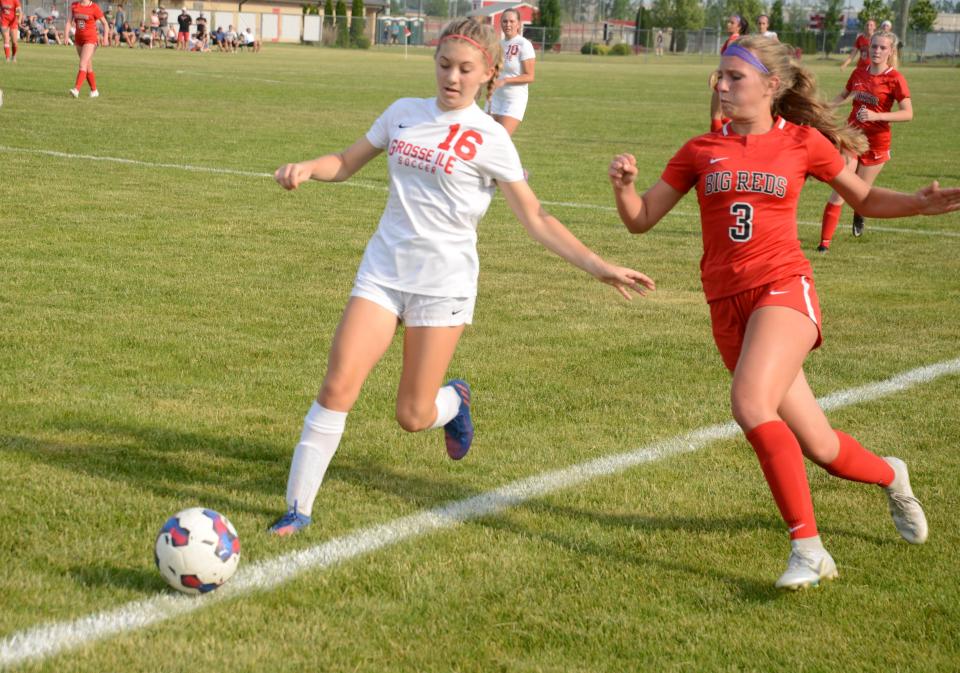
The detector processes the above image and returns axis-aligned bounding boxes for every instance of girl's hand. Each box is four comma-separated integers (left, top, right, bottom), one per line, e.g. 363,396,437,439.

915,180,960,215
609,153,638,190
594,262,656,300
274,162,313,190
491,77,506,91
856,107,877,123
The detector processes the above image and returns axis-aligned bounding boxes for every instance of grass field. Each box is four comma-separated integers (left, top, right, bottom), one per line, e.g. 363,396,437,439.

1,43,959,672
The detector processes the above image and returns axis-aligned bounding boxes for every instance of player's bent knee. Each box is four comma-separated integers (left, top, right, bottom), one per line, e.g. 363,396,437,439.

395,401,434,433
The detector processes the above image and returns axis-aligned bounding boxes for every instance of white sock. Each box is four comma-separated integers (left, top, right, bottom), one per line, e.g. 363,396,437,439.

428,385,461,430
791,535,825,554
285,401,347,516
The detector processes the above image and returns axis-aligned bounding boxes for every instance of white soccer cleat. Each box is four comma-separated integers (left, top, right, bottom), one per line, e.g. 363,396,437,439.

883,457,928,544
89,89,99,98
69,88,80,98
775,547,838,590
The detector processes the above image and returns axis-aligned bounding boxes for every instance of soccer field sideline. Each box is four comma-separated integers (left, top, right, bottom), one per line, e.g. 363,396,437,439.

3,356,958,670
4,144,959,239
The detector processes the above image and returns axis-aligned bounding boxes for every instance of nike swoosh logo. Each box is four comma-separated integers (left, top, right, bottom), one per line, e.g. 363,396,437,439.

769,290,789,295
709,157,728,164
451,309,464,315
399,123,413,128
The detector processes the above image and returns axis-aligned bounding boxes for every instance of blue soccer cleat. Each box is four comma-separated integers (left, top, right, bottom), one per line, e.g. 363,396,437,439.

268,502,312,536
443,379,473,460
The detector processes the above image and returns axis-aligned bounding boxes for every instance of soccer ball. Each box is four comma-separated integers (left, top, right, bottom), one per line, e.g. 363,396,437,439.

154,508,241,595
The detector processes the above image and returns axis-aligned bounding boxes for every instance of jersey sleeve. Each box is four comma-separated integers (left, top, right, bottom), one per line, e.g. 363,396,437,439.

519,38,536,61
366,99,402,150
93,3,104,19
894,72,911,101
805,129,845,183
660,140,699,194
478,126,524,183
844,69,856,92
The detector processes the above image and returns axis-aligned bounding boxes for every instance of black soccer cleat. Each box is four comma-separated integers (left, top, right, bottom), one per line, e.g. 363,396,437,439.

852,214,865,237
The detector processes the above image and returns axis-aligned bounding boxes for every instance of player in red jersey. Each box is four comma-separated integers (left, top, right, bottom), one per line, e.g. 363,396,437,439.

840,18,876,70
710,14,749,132
609,35,959,589
819,31,912,250
1,0,21,62
65,0,109,98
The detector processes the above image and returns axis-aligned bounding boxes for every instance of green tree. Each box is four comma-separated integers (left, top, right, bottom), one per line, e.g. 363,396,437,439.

822,0,844,53
636,5,653,29
532,0,561,49
858,0,893,27
608,0,631,20
335,0,349,46
909,0,937,30
769,0,784,32
324,0,334,27
651,0,704,51
349,0,366,45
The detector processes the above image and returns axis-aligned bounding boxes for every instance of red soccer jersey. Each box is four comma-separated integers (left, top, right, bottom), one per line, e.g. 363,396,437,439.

0,0,21,20
846,66,910,148
720,33,739,53
853,34,870,68
71,1,104,40
660,118,845,302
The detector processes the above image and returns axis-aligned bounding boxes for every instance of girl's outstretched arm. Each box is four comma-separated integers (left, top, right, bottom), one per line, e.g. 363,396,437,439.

609,153,684,233
499,179,655,300
275,138,382,190
829,166,960,219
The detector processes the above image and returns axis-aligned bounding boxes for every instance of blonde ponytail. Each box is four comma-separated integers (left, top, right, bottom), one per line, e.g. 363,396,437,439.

734,35,868,155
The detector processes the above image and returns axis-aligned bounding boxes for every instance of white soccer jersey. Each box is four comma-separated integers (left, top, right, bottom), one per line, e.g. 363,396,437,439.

359,97,525,297
496,35,535,96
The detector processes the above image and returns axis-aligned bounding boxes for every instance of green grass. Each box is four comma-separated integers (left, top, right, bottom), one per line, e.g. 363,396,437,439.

1,43,959,672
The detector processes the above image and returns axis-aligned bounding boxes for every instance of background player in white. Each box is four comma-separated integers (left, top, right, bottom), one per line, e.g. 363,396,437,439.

267,18,654,536
489,8,535,136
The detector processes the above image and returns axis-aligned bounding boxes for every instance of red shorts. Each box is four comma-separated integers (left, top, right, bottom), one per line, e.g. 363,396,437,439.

74,33,98,45
858,147,891,166
1,16,18,29
178,30,189,40
708,275,823,372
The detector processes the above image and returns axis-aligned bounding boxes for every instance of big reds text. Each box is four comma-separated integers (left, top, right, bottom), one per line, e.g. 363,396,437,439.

704,170,788,198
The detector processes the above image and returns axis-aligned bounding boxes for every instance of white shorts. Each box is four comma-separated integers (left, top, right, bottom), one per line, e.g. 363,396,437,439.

351,276,475,327
489,89,528,121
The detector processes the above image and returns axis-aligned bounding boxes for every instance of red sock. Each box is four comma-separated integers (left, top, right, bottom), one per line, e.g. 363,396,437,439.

746,420,818,539
86,70,97,91
819,202,843,247
823,430,894,486
3,46,9,60
75,70,87,90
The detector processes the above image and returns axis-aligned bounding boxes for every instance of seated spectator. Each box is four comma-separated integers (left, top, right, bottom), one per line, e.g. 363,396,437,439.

137,21,153,48
121,21,136,47
243,27,260,52
166,24,176,47
28,15,45,44
225,24,238,51
44,15,64,44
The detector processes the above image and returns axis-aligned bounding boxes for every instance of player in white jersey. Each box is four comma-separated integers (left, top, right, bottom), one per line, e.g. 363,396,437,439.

488,8,536,136
267,18,654,536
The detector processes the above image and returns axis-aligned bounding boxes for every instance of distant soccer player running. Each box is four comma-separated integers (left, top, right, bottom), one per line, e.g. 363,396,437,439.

488,8,535,136
66,0,109,98
267,18,654,536
609,36,957,589
819,30,912,250
1,0,21,62
840,18,876,70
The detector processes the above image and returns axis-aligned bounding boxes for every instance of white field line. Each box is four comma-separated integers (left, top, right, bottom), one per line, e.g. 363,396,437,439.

2,145,958,237
2,357,959,669
175,70,283,85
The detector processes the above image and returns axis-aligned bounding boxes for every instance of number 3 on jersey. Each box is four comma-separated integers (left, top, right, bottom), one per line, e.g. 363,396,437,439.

438,124,483,161
729,202,753,242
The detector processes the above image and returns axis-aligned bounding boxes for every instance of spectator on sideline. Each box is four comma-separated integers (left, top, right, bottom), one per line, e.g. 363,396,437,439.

175,7,190,50
111,3,123,45
194,11,207,48
148,8,159,43
44,14,64,43
156,5,167,47
120,20,135,47
225,24,237,51
655,29,663,56
137,21,153,47
243,26,259,52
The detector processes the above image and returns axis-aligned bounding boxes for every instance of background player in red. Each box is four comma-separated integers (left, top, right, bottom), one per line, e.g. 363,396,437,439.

840,18,875,70
266,18,654,536
819,30,912,250
710,14,749,132
609,36,959,590
66,0,109,98
1,0,21,62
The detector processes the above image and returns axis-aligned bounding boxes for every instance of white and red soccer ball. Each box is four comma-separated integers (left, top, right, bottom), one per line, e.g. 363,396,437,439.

154,508,241,595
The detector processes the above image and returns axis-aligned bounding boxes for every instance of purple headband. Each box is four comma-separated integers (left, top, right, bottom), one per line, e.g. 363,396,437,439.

723,43,769,74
